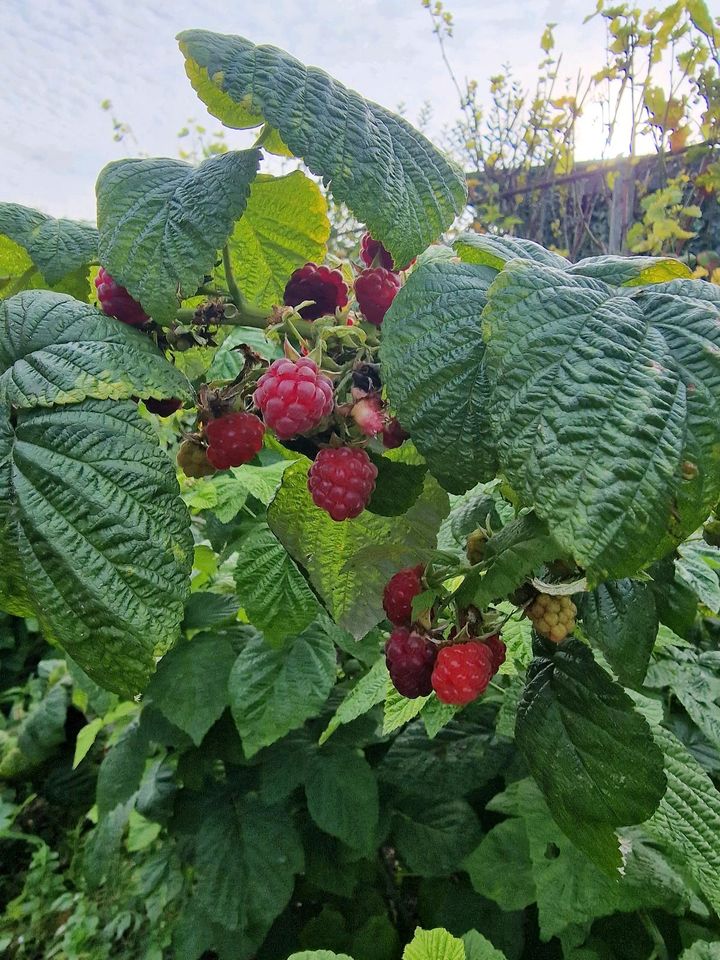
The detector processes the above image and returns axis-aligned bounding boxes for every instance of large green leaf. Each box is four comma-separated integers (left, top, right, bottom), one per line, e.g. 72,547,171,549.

503,779,690,942
380,259,498,494
645,727,720,914
403,928,466,960
379,717,504,801
305,746,379,854
462,931,508,960
0,202,98,298
0,399,192,695
646,648,720,752
675,536,720,612
319,657,389,744
579,579,658,687
515,639,667,872
193,788,304,933
463,819,536,912
234,524,321,646
393,797,482,877
568,254,692,286
454,232,569,271
96,149,259,323
268,459,448,638
221,171,330,309
228,622,336,757
177,30,466,267
0,290,193,409
96,721,148,815
145,631,238,745
483,265,720,582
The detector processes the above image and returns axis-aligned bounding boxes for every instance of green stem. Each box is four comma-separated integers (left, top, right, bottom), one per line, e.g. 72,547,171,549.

639,912,669,960
222,244,243,308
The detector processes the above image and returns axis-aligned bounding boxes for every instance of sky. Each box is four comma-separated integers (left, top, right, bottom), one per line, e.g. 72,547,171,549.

1,0,609,221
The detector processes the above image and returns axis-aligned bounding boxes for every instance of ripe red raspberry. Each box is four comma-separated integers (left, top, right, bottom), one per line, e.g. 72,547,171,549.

354,268,402,327
485,634,506,674
283,263,349,320
205,412,265,470
143,397,182,417
385,627,437,698
431,641,494,706
253,358,334,439
307,447,378,521
95,267,149,327
383,565,425,626
382,418,409,449
360,233,395,271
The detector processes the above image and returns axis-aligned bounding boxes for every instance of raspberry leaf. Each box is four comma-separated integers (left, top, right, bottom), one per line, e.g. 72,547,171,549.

454,231,691,287
228,622,336,757
675,536,720,612
319,657,389,745
192,788,303,934
463,818,536,912
454,231,569,271
144,632,239,745
491,778,690,941
0,290,193,408
0,399,192,696
366,452,427,517
568,254,693,285
219,172,330,310
392,796,482,876
268,459,448,639
305,747,380,855
233,524,321,646
177,30,466,267
484,265,720,582
96,149,260,324
0,202,98,300
461,930,509,960
645,726,720,914
381,259,499,494
578,579,658,688
516,639,667,873
403,927,466,960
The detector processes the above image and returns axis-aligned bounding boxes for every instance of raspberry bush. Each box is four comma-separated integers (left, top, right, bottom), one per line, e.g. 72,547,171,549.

2,22,720,960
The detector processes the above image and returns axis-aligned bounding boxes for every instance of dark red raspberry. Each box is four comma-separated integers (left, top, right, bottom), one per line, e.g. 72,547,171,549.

283,262,349,320
383,565,425,626
144,397,182,417
360,233,395,271
354,268,402,326
359,233,415,272
485,634,506,674
253,358,334,439
95,267,149,327
307,447,377,521
205,412,265,470
431,641,494,705
382,418,409,449
385,627,437,698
